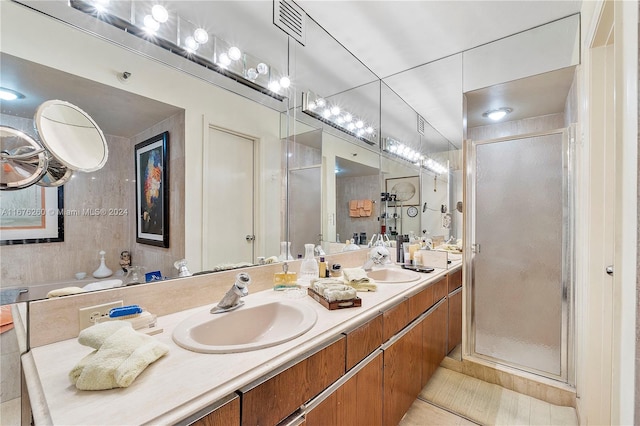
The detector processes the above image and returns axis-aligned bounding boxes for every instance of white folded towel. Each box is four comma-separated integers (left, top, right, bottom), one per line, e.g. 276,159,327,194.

311,279,357,302
70,321,169,390
342,268,377,292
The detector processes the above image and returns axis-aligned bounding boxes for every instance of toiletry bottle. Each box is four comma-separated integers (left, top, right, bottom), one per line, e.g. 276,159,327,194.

299,244,319,286
273,263,298,290
318,256,326,278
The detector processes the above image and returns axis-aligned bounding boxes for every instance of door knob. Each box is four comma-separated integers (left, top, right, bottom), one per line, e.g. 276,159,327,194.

245,235,255,242
606,265,613,276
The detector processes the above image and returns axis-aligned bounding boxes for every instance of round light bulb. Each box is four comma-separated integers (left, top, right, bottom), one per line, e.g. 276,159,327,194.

184,36,199,51
343,113,352,122
322,109,331,119
355,120,364,129
256,63,269,75
365,126,374,134
228,46,242,61
487,110,507,120
268,80,281,92
193,28,208,44
151,5,168,23
246,68,258,80
347,123,355,131
143,15,160,32
218,52,231,67
0,90,18,101
316,98,326,107
335,116,345,124
93,0,110,12
356,129,364,136
279,76,291,88
330,106,340,116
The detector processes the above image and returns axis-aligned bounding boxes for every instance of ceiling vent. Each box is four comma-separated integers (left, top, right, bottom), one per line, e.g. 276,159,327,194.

273,0,306,46
417,115,426,136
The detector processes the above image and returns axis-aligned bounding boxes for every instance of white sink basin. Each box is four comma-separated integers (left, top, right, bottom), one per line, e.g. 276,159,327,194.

172,300,318,353
366,268,421,283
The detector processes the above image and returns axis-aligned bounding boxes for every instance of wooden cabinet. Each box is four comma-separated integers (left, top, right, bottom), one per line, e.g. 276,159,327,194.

191,394,240,426
383,324,423,426
345,314,383,371
448,269,462,293
407,284,434,320
447,288,463,354
240,337,346,426
422,301,448,387
382,300,409,342
306,352,383,426
433,276,448,303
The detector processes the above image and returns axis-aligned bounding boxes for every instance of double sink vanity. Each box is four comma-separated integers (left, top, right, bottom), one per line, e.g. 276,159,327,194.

21,254,462,426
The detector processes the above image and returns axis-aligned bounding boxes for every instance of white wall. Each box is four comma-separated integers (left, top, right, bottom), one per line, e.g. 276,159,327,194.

0,2,283,272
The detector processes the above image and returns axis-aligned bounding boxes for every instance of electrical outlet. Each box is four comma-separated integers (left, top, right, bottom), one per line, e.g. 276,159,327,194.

78,300,123,331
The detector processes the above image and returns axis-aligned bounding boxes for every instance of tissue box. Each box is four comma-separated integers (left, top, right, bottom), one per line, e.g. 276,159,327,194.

419,250,449,269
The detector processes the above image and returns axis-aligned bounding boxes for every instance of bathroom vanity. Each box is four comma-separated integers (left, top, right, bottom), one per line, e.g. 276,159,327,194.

21,260,461,425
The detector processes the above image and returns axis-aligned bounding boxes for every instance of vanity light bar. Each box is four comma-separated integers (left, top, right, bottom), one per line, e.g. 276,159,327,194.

382,137,448,174
70,0,289,101
302,91,377,145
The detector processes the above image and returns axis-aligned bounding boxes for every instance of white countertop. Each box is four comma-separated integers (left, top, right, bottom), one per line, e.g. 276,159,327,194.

24,263,460,425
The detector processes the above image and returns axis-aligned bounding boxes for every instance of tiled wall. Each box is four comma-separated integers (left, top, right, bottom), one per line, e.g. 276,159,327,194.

0,112,185,287
336,174,380,244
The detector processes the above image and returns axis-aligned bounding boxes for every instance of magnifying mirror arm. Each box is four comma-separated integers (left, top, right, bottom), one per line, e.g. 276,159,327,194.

1,148,46,159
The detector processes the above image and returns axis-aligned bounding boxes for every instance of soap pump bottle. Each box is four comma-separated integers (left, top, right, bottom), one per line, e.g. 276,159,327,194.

318,256,327,278
298,244,319,286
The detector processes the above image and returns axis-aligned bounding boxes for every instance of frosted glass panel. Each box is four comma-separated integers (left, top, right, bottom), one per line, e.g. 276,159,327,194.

289,167,321,257
473,133,564,376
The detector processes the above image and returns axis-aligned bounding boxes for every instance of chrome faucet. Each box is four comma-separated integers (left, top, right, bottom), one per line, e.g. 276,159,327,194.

363,245,391,271
210,272,251,314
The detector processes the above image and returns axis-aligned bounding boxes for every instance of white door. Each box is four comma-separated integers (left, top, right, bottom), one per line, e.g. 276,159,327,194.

203,126,255,268
580,1,637,424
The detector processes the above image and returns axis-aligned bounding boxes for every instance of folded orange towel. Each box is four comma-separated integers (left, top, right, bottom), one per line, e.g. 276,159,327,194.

361,199,373,217
0,305,14,334
349,200,360,217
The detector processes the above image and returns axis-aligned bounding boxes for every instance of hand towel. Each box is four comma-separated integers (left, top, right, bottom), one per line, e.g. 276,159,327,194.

349,200,360,217
311,279,357,302
342,268,377,292
70,321,169,390
0,305,14,334
362,199,373,217
46,287,86,298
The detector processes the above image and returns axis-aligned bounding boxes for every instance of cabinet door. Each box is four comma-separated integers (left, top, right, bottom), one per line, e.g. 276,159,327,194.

433,277,448,302
241,337,346,426
422,301,448,387
382,301,409,342
383,325,422,426
191,395,240,426
306,353,383,426
448,289,463,354
345,314,383,371
448,269,463,293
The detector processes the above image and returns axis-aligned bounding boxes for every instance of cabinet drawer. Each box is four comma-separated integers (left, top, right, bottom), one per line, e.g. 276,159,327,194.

190,394,240,426
382,300,409,342
447,269,462,294
407,285,434,320
241,336,346,426
433,277,448,302
345,314,383,371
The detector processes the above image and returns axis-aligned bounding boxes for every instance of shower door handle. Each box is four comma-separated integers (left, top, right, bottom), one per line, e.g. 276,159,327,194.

471,243,481,253
606,265,613,276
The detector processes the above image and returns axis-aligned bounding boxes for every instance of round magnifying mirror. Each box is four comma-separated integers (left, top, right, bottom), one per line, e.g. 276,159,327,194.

35,100,108,172
0,126,48,190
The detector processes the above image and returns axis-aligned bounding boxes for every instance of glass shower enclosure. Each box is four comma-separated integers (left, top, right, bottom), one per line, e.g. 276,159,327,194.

465,129,574,384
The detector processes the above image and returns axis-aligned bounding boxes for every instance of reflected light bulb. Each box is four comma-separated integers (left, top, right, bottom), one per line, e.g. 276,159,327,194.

335,116,345,124
193,28,208,44
268,80,281,92
184,36,199,51
246,68,258,80
347,123,355,131
355,120,364,129
279,76,291,88
228,46,242,61
93,0,110,12
218,52,231,67
307,101,316,110
330,106,340,116
143,15,160,33
322,109,331,119
365,126,374,134
316,98,326,107
151,5,168,23
343,113,352,122
257,63,269,75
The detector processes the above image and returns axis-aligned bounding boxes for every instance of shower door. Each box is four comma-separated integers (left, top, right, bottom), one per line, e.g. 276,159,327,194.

466,129,572,383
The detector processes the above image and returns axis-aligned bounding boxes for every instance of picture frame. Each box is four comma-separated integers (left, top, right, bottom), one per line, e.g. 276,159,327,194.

135,131,169,248
0,186,64,245
385,176,420,206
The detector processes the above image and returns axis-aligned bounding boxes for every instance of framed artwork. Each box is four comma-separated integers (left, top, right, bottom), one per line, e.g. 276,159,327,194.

385,176,420,206
0,185,64,245
135,131,169,248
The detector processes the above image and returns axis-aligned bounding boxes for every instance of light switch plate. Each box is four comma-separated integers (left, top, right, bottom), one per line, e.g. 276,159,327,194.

78,300,123,331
